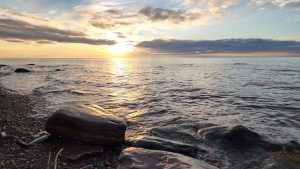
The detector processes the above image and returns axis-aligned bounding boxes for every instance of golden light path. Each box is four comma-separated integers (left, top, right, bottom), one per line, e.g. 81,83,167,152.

109,58,149,138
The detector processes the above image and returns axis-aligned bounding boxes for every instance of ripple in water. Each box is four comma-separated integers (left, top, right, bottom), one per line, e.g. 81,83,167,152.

0,57,300,168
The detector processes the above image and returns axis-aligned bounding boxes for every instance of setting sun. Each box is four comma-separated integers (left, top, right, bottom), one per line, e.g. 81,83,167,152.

108,41,134,54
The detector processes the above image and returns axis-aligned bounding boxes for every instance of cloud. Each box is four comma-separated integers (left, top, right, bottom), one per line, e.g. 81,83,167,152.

87,7,210,31
184,0,240,15
139,7,199,23
137,39,300,54
75,0,240,31
251,0,300,9
0,8,48,22
0,18,116,45
89,9,137,29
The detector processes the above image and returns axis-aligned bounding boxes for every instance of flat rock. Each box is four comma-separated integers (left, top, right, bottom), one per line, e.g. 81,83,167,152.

118,148,218,169
15,68,30,73
60,144,103,161
198,125,262,147
133,136,199,157
45,104,127,145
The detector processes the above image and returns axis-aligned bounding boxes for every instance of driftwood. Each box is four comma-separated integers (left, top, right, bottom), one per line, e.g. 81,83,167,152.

0,131,52,148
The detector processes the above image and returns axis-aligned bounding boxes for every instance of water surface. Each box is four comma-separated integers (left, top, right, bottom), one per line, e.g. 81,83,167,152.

1,57,299,168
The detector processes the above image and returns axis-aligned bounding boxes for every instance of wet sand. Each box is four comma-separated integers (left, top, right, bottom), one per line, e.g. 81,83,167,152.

0,88,119,169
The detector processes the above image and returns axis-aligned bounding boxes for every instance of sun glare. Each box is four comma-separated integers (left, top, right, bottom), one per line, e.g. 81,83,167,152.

108,41,134,54
105,32,135,56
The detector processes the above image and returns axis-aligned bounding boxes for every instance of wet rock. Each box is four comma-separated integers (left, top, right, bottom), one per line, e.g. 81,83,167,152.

15,68,31,73
27,64,35,66
133,136,199,157
283,141,300,154
60,144,103,161
45,105,127,145
150,126,200,143
198,125,262,147
118,147,218,169
0,64,7,67
55,69,62,71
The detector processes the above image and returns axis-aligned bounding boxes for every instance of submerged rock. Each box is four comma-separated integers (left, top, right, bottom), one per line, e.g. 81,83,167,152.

198,125,262,147
60,144,103,161
45,105,127,145
118,147,218,169
133,136,199,157
15,68,31,73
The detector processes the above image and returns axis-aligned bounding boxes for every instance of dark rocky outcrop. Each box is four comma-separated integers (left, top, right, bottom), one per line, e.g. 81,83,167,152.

118,147,218,169
55,69,62,71
15,68,31,73
198,125,262,147
45,105,127,146
0,64,7,68
132,136,199,157
27,64,35,66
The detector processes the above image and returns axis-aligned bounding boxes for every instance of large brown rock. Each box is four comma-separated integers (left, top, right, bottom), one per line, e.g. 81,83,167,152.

45,104,127,145
118,148,218,169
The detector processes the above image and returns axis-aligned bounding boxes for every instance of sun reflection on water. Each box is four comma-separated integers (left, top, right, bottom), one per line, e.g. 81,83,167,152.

108,58,145,117
111,58,127,76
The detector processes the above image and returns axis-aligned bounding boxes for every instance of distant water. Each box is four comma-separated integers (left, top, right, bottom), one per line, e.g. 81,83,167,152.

1,57,300,168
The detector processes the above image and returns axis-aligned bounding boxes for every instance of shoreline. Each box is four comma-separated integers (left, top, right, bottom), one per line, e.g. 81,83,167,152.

0,87,118,169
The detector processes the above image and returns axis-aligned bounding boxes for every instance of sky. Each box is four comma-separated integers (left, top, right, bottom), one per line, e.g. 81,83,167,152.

0,0,300,58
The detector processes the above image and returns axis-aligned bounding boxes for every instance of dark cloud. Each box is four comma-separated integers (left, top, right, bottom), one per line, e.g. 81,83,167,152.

5,39,26,43
139,7,198,23
90,21,131,29
114,32,126,39
0,18,116,45
137,39,300,54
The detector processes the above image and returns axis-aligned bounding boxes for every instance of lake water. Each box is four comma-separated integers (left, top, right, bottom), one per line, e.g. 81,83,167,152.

1,57,300,168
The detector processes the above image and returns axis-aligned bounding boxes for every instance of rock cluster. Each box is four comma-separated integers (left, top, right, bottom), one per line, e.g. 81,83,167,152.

43,105,219,168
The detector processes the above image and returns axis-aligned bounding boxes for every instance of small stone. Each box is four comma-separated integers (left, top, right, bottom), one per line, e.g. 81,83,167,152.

1,131,7,137
15,68,31,73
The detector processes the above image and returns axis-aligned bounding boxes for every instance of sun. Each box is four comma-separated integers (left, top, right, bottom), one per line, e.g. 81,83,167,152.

104,32,136,56
108,41,134,54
